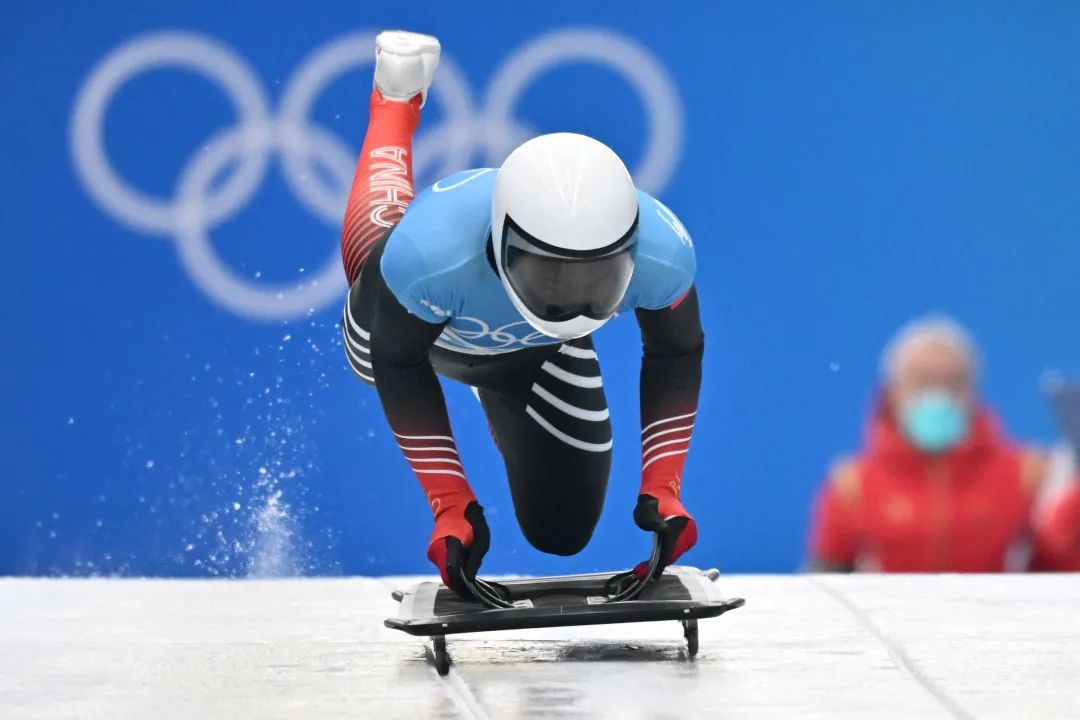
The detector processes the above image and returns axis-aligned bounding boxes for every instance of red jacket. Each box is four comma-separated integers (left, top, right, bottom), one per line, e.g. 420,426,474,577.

810,404,1042,572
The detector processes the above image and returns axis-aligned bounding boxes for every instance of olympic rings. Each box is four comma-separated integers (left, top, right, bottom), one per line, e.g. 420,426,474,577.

70,28,683,321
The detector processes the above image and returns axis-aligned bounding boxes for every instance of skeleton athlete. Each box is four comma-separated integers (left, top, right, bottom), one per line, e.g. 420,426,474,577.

341,31,703,596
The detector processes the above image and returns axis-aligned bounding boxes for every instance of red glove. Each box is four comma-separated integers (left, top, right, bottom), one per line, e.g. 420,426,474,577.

632,493,698,579
427,500,491,597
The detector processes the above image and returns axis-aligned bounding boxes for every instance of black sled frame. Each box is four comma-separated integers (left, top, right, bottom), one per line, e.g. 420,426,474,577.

384,536,745,675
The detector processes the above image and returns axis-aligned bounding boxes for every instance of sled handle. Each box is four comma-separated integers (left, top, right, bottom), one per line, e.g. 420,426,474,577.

457,570,515,609
603,531,663,603
456,531,663,609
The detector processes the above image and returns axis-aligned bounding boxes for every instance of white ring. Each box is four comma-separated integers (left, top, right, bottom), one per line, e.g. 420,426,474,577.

485,28,682,194
411,116,533,185
70,32,272,235
173,127,346,320
279,33,478,215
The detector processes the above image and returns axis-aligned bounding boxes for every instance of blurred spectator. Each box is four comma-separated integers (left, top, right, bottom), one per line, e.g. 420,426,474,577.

808,316,1045,572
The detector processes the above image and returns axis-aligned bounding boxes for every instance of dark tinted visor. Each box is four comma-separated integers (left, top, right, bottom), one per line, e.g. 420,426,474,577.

502,215,637,323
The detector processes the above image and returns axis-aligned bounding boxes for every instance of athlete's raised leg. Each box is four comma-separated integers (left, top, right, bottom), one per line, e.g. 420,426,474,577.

340,31,439,284
341,32,438,384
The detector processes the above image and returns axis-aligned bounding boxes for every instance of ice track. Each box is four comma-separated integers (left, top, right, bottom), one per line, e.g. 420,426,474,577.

1,574,1078,719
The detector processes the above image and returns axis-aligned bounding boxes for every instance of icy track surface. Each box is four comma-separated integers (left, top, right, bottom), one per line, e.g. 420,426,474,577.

1,575,1078,719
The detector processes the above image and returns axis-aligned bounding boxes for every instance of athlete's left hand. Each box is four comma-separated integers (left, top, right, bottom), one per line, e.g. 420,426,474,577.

631,493,698,579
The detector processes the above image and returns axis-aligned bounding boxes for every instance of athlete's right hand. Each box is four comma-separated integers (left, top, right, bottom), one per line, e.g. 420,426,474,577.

427,500,491,599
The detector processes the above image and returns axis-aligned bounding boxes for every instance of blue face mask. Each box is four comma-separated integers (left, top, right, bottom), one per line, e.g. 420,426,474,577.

900,390,971,453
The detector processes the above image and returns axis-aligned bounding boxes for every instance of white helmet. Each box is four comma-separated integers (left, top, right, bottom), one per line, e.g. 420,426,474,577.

492,133,640,339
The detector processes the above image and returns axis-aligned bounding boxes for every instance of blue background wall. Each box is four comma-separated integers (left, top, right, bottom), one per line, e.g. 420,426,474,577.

1,1,1078,576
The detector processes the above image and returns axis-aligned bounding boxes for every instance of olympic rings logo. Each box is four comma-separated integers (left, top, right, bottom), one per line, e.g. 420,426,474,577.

437,316,555,353
70,29,683,321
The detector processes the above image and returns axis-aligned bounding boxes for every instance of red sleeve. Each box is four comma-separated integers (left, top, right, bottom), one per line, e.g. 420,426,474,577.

365,271,477,526
809,465,860,569
1034,483,1080,571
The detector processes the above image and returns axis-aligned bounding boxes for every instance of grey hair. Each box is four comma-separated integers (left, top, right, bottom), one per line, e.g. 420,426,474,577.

880,314,980,383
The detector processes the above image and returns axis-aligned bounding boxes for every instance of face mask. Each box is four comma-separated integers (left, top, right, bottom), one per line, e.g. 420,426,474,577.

900,390,971,453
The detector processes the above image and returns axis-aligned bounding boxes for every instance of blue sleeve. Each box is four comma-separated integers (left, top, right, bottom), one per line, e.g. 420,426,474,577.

627,191,697,311
379,230,452,324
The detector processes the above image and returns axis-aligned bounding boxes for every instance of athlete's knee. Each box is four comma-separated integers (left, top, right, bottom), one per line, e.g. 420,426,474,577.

518,502,602,556
521,523,595,557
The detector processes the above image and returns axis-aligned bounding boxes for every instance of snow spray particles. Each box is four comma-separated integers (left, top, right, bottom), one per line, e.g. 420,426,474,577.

41,314,368,577
249,486,297,578
177,318,346,578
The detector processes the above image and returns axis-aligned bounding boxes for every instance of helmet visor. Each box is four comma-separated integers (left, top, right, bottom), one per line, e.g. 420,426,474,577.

502,216,637,323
